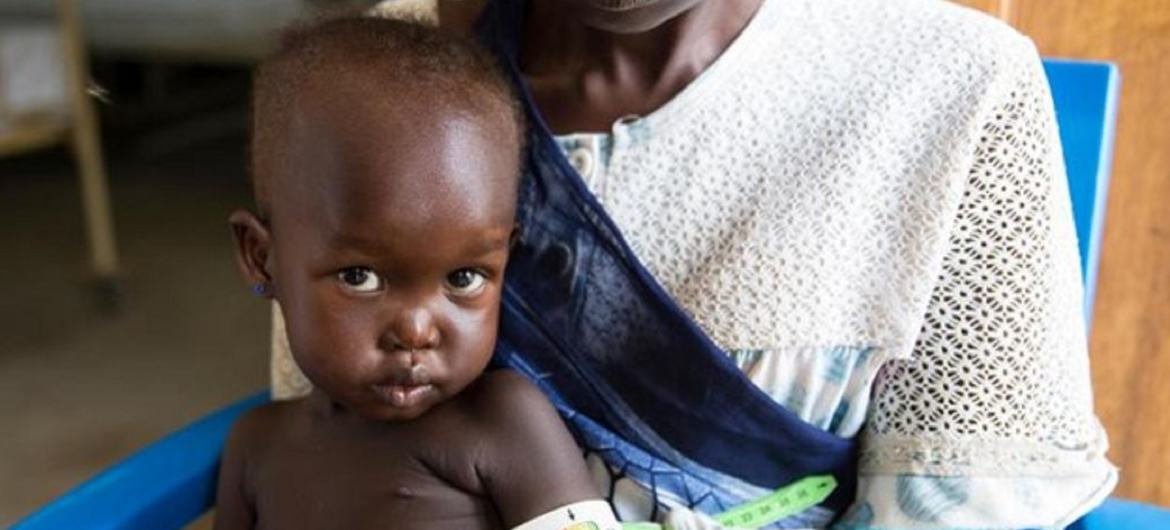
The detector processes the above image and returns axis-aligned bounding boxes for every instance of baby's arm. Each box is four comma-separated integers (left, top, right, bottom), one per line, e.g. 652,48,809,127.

213,409,263,530
471,370,614,529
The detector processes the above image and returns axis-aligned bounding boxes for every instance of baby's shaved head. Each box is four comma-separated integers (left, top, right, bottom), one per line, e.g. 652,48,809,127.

250,14,523,216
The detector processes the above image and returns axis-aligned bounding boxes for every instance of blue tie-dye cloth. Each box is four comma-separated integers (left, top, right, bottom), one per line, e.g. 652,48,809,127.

477,2,858,526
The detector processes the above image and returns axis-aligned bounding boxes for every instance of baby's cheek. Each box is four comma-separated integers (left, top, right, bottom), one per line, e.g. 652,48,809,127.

451,318,499,377
291,319,364,384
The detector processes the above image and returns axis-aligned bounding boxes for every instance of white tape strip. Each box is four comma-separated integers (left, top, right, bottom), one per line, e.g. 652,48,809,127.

512,500,622,530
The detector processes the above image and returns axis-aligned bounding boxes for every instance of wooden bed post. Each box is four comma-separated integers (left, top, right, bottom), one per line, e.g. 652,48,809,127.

55,0,120,299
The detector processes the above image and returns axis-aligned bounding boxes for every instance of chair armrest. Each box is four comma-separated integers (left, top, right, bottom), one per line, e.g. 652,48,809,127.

14,392,270,530
1069,498,1170,530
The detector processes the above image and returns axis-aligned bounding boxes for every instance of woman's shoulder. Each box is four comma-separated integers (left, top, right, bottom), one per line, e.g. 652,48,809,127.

780,0,1040,90
819,0,1030,52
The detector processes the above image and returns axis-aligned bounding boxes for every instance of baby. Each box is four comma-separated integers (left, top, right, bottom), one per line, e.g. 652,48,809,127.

216,16,620,530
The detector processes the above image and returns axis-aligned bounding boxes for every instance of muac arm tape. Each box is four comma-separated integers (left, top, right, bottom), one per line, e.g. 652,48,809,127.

620,474,838,530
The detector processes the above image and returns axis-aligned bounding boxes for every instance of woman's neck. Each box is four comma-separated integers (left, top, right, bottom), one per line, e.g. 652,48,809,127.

519,0,763,133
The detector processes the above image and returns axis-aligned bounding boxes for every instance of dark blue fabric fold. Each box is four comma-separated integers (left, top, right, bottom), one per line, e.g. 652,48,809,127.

479,0,859,521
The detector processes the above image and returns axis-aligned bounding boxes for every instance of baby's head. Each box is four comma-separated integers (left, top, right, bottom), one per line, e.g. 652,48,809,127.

230,16,524,421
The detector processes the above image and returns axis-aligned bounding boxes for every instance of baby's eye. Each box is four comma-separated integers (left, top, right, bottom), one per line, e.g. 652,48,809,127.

444,269,486,296
337,267,382,293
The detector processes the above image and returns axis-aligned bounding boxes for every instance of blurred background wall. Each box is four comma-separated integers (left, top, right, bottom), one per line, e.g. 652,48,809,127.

0,1,377,525
954,0,1170,508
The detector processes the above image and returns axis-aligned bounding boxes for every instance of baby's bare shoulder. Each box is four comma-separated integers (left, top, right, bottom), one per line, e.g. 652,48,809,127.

215,400,304,529
453,370,574,451
225,399,301,456
455,371,599,525
458,370,559,425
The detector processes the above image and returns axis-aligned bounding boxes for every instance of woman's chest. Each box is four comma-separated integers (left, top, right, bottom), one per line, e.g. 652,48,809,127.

557,95,964,351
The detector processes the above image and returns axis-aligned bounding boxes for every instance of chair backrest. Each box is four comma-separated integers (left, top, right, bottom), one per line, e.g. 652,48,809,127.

1041,59,1121,325
12,392,270,530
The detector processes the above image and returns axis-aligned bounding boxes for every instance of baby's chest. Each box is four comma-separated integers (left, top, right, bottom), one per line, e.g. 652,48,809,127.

251,443,501,530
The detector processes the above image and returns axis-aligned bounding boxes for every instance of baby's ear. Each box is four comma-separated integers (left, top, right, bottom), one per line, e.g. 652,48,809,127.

228,210,274,291
508,223,522,250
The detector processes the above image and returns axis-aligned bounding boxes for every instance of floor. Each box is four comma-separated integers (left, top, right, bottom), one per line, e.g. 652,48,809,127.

0,136,269,526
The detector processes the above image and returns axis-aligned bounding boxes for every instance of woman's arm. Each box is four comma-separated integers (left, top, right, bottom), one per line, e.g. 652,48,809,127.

838,33,1116,530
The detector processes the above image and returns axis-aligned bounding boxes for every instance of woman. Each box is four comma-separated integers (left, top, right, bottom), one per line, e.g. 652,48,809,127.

272,0,1116,527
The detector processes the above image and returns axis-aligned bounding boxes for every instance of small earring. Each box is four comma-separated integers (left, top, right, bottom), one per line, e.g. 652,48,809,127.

252,282,272,297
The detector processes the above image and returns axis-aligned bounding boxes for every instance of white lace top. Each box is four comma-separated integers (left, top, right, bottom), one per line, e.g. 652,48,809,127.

552,0,1115,527
274,0,1117,527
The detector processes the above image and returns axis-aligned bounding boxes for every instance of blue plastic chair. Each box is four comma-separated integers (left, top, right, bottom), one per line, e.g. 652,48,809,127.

1043,59,1119,326
15,60,1166,530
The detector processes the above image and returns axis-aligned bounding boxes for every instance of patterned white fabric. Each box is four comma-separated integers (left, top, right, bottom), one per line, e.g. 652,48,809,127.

274,0,1116,527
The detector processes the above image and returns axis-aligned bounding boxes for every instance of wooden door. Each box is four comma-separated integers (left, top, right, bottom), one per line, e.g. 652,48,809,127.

953,0,1170,507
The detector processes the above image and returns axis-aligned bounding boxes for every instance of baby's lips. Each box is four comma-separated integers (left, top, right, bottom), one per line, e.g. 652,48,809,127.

370,382,436,408
390,384,434,408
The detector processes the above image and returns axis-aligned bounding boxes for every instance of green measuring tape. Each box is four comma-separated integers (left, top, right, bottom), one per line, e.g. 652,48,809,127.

712,475,837,528
620,474,837,530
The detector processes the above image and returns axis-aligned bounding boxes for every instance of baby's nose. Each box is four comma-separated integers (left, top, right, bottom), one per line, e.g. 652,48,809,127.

380,306,440,352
